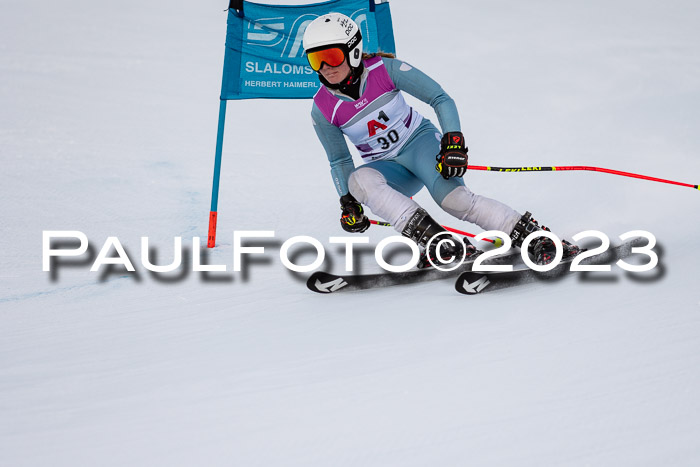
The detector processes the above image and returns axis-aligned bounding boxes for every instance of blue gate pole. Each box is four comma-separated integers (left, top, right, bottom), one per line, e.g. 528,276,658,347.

208,98,228,248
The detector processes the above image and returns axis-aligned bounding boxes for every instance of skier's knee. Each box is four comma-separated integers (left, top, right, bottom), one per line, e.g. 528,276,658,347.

348,167,387,204
440,186,476,218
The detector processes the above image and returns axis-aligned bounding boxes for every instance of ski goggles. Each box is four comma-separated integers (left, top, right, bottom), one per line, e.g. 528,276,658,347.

306,47,346,71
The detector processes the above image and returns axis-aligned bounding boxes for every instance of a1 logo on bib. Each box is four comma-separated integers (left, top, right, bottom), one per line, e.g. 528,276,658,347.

367,120,387,137
367,110,390,137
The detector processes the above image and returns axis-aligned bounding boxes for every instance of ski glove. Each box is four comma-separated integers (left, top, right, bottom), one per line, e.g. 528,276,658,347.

435,131,468,179
339,193,370,233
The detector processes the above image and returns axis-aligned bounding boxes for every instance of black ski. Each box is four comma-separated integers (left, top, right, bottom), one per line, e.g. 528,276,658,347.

306,251,523,294
455,238,648,295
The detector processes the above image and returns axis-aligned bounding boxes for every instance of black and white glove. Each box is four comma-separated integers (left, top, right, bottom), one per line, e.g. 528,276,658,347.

339,193,370,233
435,131,468,179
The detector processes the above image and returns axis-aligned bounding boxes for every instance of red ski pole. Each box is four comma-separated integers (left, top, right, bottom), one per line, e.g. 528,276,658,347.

469,165,699,191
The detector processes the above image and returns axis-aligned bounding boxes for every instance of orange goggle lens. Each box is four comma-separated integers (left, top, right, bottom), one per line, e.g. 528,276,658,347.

307,47,346,71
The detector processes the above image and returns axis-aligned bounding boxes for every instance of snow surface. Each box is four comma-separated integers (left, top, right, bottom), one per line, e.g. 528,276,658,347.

2,0,700,465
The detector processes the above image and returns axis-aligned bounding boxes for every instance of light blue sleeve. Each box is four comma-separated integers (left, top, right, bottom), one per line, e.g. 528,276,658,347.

311,104,356,196
382,57,461,134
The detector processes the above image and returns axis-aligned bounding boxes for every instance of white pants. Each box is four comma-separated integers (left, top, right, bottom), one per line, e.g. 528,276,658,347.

349,166,521,234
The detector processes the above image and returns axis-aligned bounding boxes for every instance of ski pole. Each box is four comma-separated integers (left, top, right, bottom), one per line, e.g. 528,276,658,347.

370,219,392,227
369,219,502,245
469,165,699,191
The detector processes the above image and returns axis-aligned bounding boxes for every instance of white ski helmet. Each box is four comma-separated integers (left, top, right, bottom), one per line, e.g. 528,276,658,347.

303,13,364,69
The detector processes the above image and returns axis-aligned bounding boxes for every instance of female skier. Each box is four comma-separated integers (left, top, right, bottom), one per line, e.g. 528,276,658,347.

303,13,579,267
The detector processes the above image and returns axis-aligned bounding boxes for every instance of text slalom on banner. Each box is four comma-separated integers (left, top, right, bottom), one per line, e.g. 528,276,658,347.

221,0,396,100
